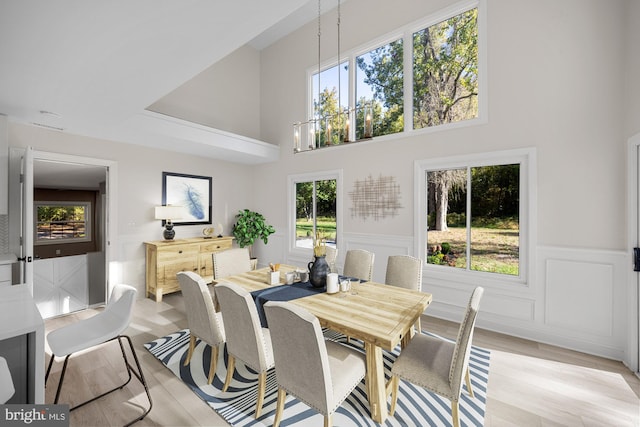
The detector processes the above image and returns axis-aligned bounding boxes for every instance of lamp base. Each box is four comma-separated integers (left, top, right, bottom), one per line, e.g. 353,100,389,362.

163,224,175,240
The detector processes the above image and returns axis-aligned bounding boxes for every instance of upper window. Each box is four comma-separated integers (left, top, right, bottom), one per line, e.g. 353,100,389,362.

311,61,350,147
416,149,534,284
35,201,92,245
356,38,404,138
413,8,478,129
303,1,481,151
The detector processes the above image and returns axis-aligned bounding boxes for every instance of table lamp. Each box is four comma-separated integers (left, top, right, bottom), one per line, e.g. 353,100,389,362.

155,205,184,240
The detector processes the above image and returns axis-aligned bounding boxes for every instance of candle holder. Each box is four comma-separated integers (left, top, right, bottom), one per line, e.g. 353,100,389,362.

363,103,373,139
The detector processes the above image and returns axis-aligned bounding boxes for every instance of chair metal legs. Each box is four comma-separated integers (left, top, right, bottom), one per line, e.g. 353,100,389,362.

45,335,153,427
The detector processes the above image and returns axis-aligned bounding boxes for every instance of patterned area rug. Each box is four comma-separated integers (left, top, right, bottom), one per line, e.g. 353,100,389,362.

145,329,490,426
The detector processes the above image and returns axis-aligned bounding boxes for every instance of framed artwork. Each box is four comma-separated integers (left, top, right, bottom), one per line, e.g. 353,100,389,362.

162,172,212,225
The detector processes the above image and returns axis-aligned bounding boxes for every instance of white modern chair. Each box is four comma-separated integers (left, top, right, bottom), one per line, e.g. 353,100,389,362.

45,284,152,426
264,301,366,427
390,287,484,427
213,248,252,280
385,255,424,333
177,271,226,385
325,246,338,273
343,249,375,281
0,356,15,404
214,281,275,418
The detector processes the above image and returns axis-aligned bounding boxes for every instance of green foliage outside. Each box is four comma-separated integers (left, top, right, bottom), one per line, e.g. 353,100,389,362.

37,205,87,239
313,7,478,144
296,180,337,242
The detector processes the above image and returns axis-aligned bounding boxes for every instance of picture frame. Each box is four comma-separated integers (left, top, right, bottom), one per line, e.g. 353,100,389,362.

162,172,212,226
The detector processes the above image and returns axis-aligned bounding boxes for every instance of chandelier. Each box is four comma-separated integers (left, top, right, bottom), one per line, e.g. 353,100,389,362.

293,0,373,153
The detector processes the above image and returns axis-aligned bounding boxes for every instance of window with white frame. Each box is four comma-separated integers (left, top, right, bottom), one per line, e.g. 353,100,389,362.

289,171,342,251
306,0,481,149
416,148,534,283
35,201,92,245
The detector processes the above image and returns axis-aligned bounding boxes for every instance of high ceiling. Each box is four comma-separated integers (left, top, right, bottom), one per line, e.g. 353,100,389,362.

0,1,329,164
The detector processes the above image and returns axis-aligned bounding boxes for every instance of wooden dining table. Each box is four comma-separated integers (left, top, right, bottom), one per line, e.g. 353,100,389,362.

213,265,432,423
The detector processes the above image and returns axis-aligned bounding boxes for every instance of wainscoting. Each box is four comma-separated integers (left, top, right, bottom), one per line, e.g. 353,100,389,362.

257,232,628,360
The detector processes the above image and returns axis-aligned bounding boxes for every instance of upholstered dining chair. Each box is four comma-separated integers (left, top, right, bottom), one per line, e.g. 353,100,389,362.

389,287,484,427
45,284,152,426
214,281,275,418
264,301,366,427
0,356,14,404
385,255,424,333
343,249,374,281
177,271,225,385
325,246,338,273
212,248,252,280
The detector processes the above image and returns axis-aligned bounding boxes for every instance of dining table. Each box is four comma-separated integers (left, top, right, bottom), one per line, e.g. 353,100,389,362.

212,265,432,423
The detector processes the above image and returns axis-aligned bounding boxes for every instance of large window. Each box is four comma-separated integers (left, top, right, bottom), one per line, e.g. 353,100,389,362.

306,1,481,150
290,171,342,251
413,8,478,129
312,61,350,146
417,149,534,283
356,38,404,138
35,201,91,245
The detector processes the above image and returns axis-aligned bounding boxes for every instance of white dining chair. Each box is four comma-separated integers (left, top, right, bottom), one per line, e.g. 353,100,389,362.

45,284,152,426
343,249,374,281
390,287,484,427
214,281,275,418
0,356,15,404
264,301,366,427
325,246,338,273
177,271,226,385
213,248,252,280
385,255,424,333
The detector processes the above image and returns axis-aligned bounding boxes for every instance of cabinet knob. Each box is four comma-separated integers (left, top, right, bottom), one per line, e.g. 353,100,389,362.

178,250,183,254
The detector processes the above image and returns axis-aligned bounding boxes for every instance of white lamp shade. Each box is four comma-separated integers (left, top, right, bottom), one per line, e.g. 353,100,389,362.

154,205,184,221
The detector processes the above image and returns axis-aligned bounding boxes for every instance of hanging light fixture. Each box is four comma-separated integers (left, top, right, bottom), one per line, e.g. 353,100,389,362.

294,0,371,153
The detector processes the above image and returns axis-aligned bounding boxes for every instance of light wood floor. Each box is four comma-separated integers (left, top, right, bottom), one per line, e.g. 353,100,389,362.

44,292,640,427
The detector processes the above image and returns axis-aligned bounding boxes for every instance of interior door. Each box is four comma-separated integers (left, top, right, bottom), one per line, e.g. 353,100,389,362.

20,146,34,294
636,144,640,375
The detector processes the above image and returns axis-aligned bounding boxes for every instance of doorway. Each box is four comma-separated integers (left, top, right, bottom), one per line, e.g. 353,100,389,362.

8,148,117,318
628,133,640,376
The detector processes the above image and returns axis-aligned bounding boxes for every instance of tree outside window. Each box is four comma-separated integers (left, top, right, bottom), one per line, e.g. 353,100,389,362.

413,8,478,129
356,38,404,138
35,202,91,244
295,179,337,248
305,6,479,150
426,163,520,276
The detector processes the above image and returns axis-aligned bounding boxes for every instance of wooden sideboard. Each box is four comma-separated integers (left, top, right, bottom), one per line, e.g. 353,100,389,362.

144,236,233,302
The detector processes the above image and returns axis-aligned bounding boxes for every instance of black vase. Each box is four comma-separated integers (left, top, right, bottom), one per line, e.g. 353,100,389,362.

308,255,329,289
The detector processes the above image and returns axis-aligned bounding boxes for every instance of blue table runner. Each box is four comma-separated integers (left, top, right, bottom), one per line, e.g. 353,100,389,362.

250,277,366,327
251,281,324,327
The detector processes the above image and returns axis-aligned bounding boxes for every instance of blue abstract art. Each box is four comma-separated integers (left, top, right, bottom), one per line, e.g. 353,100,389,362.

162,172,212,225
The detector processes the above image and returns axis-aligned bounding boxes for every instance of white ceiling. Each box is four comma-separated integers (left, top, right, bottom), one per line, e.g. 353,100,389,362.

0,0,328,165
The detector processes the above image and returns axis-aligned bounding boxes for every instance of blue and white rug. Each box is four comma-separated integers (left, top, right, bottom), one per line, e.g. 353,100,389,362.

144,329,490,426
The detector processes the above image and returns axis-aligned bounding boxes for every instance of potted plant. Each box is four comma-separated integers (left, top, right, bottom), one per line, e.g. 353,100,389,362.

232,209,275,265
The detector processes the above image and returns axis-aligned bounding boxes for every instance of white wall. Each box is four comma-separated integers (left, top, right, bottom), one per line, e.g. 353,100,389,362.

149,44,262,140
624,0,640,138
8,122,255,297
252,0,633,359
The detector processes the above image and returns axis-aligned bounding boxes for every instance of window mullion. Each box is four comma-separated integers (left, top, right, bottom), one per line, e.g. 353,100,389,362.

404,29,413,132
312,181,318,238
465,166,472,271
